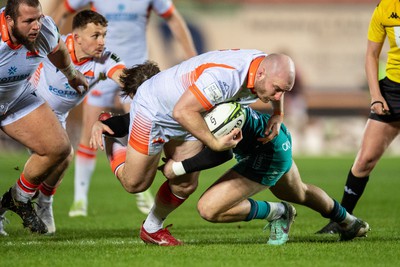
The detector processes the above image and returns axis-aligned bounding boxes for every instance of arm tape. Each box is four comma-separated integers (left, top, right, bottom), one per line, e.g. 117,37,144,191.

102,113,130,137
181,147,233,173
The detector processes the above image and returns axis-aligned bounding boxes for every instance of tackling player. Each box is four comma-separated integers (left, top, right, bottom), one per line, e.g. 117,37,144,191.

91,107,371,245
89,51,295,245
0,0,88,235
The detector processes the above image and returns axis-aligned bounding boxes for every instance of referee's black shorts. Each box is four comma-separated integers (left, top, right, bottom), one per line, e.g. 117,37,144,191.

369,77,400,123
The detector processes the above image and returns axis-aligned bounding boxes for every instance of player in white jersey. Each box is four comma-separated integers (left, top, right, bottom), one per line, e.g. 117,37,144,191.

0,0,88,235
27,10,125,234
90,51,295,245
49,0,197,217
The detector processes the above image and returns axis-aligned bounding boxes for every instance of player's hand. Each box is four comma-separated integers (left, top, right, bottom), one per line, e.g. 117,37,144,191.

68,71,89,95
370,99,390,115
212,128,242,151
158,158,179,180
90,121,114,150
258,114,282,144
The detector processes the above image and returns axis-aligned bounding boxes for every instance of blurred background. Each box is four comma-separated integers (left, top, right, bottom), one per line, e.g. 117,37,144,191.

1,0,397,156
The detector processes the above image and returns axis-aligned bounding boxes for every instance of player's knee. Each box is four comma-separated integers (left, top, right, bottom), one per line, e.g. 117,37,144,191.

121,179,150,194
171,181,198,198
197,200,220,222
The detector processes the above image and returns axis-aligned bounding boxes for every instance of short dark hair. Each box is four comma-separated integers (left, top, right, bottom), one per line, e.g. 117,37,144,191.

72,10,108,30
5,0,41,21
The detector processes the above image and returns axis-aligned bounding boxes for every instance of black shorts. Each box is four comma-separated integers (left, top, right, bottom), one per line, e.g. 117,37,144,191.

369,77,400,123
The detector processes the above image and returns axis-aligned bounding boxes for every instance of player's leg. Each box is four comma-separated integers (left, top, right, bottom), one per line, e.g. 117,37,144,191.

197,169,271,222
140,139,203,246
197,168,295,245
69,102,109,217
342,119,399,213
270,161,370,241
1,102,70,233
119,97,155,214
317,119,399,234
36,146,74,234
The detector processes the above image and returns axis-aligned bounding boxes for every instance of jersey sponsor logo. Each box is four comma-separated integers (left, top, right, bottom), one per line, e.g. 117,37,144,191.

282,140,291,151
388,12,400,19
105,13,138,21
0,66,30,84
48,84,80,99
344,186,358,196
8,66,17,75
203,83,223,102
26,50,40,59
110,53,121,63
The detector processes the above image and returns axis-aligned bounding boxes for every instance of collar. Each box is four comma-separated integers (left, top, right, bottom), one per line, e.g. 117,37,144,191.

1,12,22,50
65,35,90,65
246,56,265,94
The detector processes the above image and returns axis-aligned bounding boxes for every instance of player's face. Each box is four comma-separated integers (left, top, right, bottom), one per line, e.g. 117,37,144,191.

77,23,106,58
254,71,293,103
9,4,43,51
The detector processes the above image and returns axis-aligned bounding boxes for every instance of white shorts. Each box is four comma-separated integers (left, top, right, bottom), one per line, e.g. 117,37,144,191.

128,101,196,156
0,84,45,126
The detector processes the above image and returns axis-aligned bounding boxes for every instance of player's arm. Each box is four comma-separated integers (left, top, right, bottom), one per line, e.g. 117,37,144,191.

47,39,89,94
50,2,70,28
109,67,125,88
161,148,233,179
165,8,197,59
90,113,130,150
366,40,389,115
173,89,242,151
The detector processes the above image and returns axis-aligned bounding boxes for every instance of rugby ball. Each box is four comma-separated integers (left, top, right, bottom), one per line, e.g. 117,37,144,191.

203,102,246,138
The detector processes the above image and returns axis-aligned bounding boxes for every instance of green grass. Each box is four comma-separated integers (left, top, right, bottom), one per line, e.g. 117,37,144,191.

0,152,399,266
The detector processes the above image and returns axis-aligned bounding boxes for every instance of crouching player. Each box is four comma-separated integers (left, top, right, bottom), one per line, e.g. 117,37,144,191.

91,106,370,245
161,106,371,244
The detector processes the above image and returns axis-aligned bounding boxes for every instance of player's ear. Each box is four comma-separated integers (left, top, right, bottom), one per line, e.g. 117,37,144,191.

73,32,81,43
5,15,14,27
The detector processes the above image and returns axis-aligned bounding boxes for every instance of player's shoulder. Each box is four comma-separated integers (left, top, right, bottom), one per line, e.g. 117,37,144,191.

375,0,398,13
94,49,124,65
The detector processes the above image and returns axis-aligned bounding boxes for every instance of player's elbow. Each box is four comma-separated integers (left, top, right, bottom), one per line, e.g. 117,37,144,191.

172,108,185,124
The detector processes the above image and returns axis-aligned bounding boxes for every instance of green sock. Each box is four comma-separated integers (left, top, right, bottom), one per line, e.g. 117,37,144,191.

245,198,271,221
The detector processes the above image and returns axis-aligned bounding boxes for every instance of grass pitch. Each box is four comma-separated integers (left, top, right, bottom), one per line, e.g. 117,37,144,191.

0,152,399,267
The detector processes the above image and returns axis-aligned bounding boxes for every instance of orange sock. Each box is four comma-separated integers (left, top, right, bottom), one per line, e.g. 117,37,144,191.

110,144,126,176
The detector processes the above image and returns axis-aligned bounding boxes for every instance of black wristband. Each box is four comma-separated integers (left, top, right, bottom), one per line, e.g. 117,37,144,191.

370,101,383,107
102,113,130,137
182,147,233,173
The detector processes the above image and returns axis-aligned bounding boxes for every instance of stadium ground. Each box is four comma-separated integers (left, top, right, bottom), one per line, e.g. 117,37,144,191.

0,152,399,267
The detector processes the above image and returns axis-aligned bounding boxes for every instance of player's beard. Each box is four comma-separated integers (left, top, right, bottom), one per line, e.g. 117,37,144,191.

11,24,38,52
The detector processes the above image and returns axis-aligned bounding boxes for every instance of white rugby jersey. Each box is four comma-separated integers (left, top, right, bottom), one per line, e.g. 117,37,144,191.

135,49,266,115
0,10,59,102
31,34,125,114
64,0,174,66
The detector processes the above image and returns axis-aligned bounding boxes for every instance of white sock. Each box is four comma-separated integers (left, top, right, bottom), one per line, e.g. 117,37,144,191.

12,185,34,203
143,207,163,233
340,213,357,230
73,146,96,204
38,191,53,206
265,202,285,221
